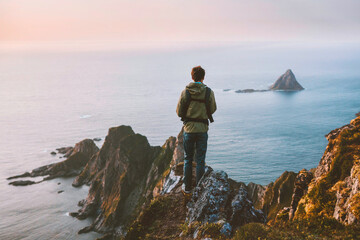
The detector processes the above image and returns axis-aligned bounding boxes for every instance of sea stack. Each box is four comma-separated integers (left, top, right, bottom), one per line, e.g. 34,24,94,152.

270,69,304,91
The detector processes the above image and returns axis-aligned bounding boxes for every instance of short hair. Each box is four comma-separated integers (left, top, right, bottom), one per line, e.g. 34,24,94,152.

191,66,205,82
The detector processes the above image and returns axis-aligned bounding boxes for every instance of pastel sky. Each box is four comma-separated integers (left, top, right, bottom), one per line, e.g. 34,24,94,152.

1,0,360,44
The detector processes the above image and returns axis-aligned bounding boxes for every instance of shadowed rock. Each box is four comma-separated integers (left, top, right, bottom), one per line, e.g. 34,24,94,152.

288,169,313,220
260,171,297,222
247,182,266,209
270,69,304,91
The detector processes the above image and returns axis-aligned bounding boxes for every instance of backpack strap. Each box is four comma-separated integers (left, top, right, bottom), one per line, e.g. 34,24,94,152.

205,87,214,123
180,90,191,122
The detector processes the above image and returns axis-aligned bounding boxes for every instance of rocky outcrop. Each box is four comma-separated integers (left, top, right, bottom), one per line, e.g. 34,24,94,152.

293,116,360,224
269,69,304,91
184,168,265,238
70,126,176,235
7,139,99,183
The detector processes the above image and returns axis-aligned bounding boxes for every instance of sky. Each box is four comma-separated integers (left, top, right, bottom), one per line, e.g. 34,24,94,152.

0,0,360,48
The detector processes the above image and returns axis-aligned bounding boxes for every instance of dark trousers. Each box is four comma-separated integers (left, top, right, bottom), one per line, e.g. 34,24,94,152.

183,131,208,190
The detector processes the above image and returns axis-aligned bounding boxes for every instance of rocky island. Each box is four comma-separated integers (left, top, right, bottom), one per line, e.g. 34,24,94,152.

7,115,360,239
269,69,304,91
230,69,304,93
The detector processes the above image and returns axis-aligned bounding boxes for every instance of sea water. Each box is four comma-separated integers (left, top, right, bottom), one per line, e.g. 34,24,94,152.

0,42,359,239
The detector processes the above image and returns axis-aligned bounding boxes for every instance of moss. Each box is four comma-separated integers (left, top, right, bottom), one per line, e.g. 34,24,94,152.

329,128,360,183
233,218,360,240
197,222,224,239
296,202,306,219
233,223,269,240
125,194,186,240
304,126,360,220
349,193,360,219
179,221,201,236
275,209,290,222
307,178,336,217
125,196,172,239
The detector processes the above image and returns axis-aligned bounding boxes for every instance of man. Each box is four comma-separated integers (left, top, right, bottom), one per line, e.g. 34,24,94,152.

176,66,217,194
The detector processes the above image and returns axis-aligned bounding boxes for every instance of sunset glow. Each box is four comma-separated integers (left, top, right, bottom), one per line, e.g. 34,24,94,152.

1,0,360,48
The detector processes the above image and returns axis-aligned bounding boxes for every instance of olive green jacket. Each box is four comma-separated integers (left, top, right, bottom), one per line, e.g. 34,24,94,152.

176,82,217,133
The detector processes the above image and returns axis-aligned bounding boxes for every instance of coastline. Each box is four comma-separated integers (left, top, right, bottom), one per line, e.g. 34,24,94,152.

7,114,360,239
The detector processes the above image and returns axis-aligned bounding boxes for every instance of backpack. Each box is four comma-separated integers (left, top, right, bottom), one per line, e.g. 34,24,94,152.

180,87,214,125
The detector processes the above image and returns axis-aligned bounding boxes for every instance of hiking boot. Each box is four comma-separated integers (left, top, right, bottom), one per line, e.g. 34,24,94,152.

181,184,191,194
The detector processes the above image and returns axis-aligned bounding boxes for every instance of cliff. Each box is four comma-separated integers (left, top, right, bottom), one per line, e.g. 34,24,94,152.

71,126,176,234
7,116,360,239
269,69,304,91
293,116,360,224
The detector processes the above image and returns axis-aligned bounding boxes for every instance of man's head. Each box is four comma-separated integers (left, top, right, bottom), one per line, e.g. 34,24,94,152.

191,66,205,82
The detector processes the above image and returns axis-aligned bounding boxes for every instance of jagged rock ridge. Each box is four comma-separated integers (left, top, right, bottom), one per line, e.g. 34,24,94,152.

71,126,176,234
270,69,304,91
7,139,99,185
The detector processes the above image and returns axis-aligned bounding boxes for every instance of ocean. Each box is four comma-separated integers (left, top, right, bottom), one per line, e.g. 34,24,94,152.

0,42,359,239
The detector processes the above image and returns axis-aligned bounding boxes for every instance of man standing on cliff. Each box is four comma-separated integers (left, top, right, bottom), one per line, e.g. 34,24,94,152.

176,66,217,194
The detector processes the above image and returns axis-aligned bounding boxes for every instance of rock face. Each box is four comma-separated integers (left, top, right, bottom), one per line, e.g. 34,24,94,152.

269,69,304,91
185,168,265,238
259,171,297,221
7,139,99,183
71,126,176,234
289,169,313,220
294,116,360,224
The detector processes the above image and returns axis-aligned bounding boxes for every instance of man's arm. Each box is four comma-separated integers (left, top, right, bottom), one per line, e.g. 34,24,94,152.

210,90,217,114
176,90,186,117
